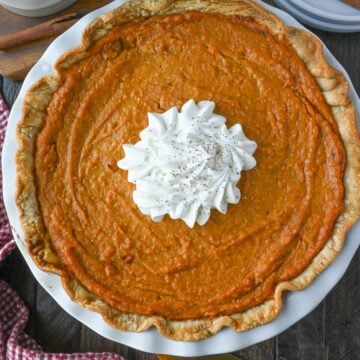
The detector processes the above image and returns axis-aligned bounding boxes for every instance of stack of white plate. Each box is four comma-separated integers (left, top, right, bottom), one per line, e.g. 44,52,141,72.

273,0,360,32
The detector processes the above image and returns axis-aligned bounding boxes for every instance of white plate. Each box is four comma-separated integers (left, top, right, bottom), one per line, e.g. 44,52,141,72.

2,0,360,356
289,0,360,24
0,0,76,17
274,0,360,32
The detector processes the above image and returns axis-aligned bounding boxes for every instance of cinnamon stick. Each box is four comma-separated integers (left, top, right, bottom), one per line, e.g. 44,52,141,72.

0,13,80,51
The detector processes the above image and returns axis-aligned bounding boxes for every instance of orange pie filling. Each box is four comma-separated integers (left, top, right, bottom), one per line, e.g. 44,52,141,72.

34,12,345,319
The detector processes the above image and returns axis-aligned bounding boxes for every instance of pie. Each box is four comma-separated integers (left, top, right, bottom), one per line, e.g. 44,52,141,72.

16,0,360,341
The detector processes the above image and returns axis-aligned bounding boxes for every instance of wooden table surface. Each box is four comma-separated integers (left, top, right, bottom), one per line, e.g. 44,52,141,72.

1,1,360,359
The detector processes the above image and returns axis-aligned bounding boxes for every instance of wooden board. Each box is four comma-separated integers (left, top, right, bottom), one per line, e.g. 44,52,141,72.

0,0,112,81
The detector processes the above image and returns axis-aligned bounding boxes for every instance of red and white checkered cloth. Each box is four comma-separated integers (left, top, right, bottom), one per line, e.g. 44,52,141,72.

0,95,13,263
0,94,125,360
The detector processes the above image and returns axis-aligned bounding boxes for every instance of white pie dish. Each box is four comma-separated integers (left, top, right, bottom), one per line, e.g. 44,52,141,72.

2,0,360,357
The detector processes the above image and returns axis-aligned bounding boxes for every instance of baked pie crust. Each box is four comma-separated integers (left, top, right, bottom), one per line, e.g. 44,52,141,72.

16,0,360,341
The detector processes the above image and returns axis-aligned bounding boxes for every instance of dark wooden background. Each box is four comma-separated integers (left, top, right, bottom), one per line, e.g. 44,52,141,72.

1,0,360,359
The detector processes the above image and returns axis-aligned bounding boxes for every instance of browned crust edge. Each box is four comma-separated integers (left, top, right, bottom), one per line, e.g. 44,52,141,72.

15,0,360,341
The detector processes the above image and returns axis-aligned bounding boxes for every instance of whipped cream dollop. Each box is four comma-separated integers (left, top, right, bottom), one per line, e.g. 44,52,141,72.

117,99,257,228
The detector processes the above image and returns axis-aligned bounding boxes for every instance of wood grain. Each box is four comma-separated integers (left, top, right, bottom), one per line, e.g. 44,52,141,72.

236,339,275,359
0,0,360,359
0,40,48,81
34,285,82,353
0,13,80,51
326,251,360,360
276,302,326,359
0,0,113,36
80,326,132,357
0,0,112,80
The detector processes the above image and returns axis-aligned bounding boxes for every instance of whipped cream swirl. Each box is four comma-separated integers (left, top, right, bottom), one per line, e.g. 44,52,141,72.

117,99,257,228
